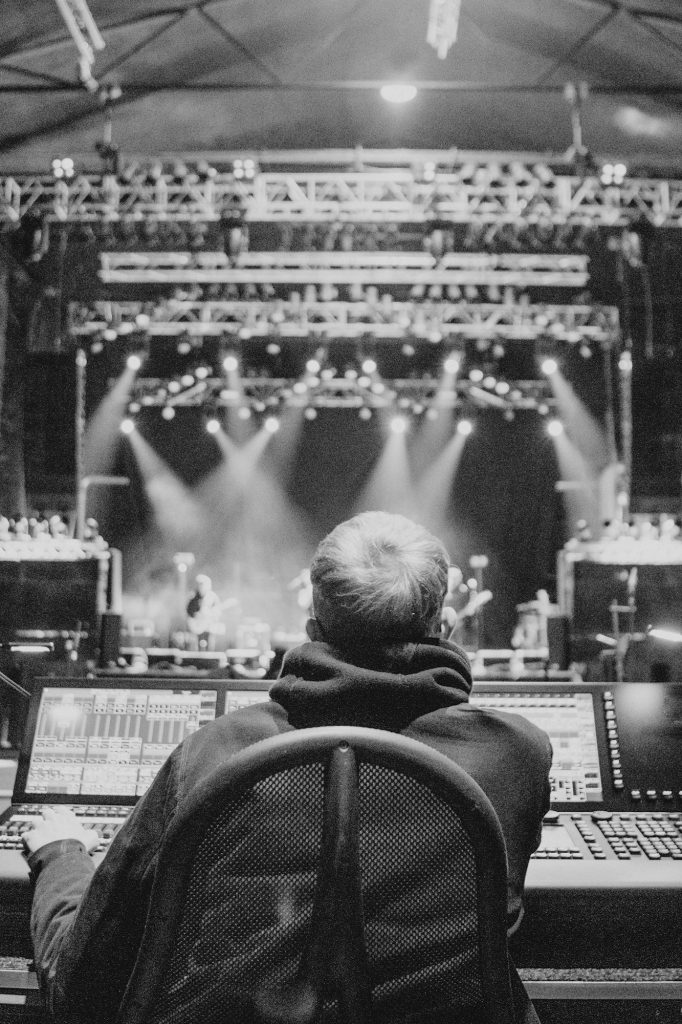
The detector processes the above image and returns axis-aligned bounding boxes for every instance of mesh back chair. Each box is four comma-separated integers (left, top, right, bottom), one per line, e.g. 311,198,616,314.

118,727,518,1024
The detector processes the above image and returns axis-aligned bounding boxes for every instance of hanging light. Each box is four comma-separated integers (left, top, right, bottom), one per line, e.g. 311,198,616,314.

380,83,418,104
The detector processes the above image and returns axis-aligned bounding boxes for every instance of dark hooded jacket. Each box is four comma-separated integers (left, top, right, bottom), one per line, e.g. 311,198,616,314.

28,638,551,1023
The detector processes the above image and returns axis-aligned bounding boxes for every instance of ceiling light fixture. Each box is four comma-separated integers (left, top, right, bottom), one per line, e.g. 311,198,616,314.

380,83,418,104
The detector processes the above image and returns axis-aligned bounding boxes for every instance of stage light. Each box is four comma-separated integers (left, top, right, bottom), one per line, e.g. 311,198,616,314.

425,407,439,421
266,342,281,356
618,350,632,372
195,365,210,380
304,407,318,421
444,354,461,374
180,373,195,387
457,419,473,436
306,357,321,374
117,323,134,336
390,415,409,435
401,343,415,357
120,417,135,435
90,339,103,355
223,353,239,373
161,406,176,421
264,415,280,434
237,406,252,420
647,626,682,644
547,418,564,437
177,339,192,355
541,357,558,375
135,312,150,329
167,380,181,394
362,358,377,374
359,407,373,421
51,157,74,180
103,327,117,342
483,375,497,389
495,381,510,395
205,416,221,434
469,368,484,383
380,83,417,104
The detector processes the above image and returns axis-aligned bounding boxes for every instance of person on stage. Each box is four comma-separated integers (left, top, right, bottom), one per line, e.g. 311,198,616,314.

185,573,224,650
24,512,551,1024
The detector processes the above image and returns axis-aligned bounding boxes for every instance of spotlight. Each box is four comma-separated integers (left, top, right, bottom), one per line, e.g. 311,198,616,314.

444,354,461,374
401,343,415,357
177,340,192,355
618,350,632,372
483,375,497,389
380,83,418,103
266,342,281,356
425,407,439,421
457,419,473,436
195,365,211,380
205,416,221,434
547,418,564,437
469,369,484,383
168,381,181,394
51,157,74,180
223,354,239,373
306,358,321,374
390,415,409,435
264,415,280,434
90,339,103,355
120,417,135,435
495,381,510,395
103,327,118,342
135,313,151,329
362,358,377,374
161,406,176,421
359,407,373,421
237,406,252,420
541,357,558,375
126,354,143,371
304,407,318,421
180,373,195,387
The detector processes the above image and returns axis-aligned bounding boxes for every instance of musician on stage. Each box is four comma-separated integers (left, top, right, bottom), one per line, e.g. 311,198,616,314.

185,573,224,650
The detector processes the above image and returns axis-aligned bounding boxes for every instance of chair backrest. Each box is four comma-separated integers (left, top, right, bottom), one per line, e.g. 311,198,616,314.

118,727,517,1024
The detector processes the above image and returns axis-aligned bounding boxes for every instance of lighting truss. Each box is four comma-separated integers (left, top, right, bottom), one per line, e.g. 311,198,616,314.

2,156,682,225
98,250,589,287
71,300,619,346
124,374,557,415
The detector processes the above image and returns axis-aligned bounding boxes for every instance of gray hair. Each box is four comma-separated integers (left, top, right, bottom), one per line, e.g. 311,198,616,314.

310,511,449,648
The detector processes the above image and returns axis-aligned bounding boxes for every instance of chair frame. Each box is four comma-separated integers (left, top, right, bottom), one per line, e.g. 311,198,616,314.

117,726,516,1024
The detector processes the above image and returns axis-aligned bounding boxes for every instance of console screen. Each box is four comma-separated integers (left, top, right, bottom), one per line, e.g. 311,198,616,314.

471,692,603,803
25,687,218,797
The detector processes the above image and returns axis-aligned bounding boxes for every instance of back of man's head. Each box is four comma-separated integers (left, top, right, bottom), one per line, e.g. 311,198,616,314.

309,511,449,649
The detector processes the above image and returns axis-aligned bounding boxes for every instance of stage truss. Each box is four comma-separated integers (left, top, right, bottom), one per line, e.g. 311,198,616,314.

2,155,682,225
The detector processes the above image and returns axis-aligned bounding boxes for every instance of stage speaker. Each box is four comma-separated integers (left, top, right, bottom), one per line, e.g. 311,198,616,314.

547,615,571,670
98,612,121,668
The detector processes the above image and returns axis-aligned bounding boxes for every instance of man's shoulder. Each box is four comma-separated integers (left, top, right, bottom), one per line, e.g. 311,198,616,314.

410,701,552,762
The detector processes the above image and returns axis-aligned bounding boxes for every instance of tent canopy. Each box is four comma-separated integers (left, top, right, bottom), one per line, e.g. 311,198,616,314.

2,0,682,173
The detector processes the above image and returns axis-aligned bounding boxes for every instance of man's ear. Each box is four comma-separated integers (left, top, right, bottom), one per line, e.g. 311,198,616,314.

306,617,325,642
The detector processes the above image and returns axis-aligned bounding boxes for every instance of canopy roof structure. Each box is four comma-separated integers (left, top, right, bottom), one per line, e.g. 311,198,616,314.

2,0,682,174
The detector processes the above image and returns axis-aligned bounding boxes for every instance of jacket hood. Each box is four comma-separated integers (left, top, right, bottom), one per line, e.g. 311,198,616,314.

270,637,472,731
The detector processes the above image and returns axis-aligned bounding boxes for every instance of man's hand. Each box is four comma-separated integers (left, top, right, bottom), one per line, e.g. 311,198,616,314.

23,807,100,856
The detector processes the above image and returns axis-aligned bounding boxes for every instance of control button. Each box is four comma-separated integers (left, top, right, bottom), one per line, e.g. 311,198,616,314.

543,810,561,824
591,811,613,821
646,790,657,801
662,790,674,801
614,780,624,790
631,789,641,801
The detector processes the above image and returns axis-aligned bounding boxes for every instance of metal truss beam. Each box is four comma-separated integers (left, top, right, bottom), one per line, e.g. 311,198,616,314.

2,159,682,225
126,374,556,414
71,300,619,345
98,250,589,287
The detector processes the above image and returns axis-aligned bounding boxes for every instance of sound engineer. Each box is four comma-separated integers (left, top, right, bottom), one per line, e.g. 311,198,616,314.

23,511,552,1024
